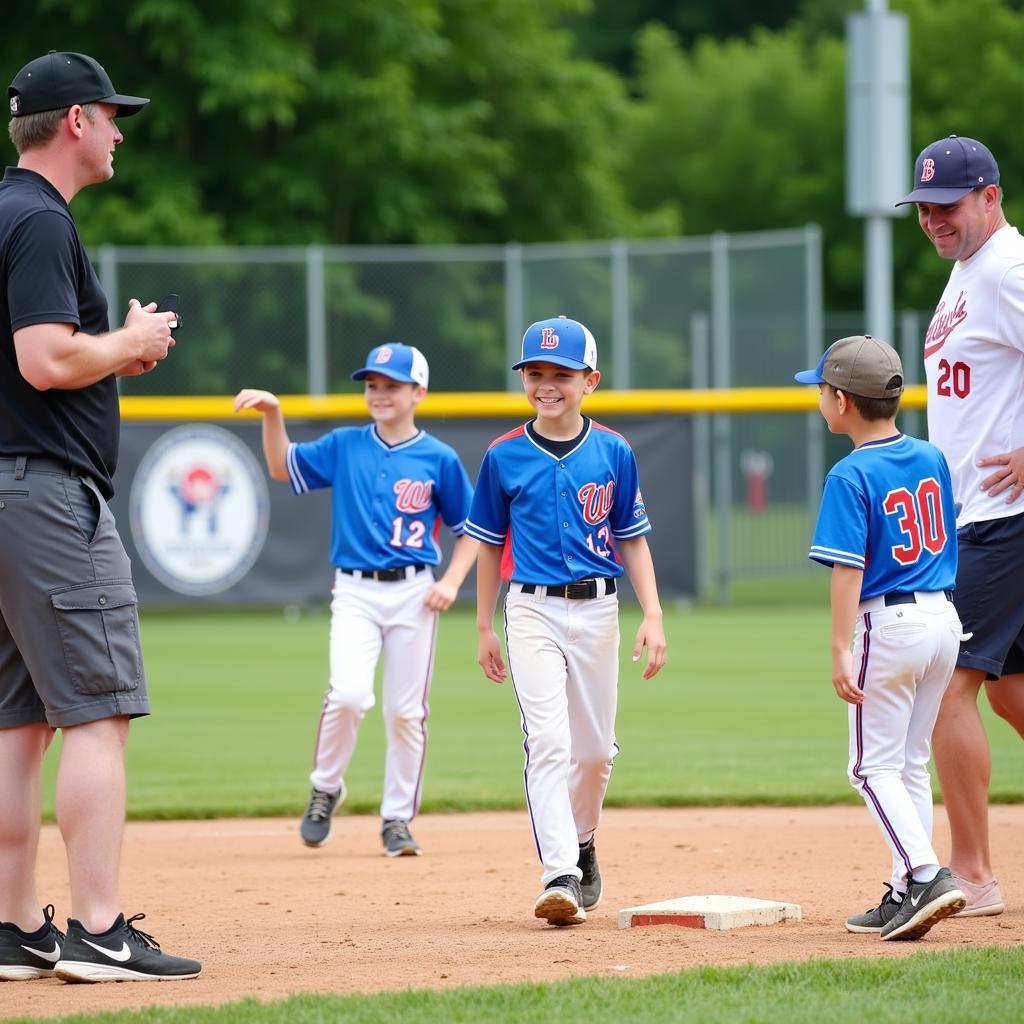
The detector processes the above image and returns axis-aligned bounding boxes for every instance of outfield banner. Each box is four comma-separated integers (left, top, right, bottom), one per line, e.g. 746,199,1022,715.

111,417,695,606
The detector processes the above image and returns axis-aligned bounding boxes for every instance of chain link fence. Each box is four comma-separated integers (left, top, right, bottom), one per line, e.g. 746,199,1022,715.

99,230,936,600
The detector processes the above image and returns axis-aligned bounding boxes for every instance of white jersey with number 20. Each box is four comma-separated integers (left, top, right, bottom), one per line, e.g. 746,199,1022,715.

924,224,1024,527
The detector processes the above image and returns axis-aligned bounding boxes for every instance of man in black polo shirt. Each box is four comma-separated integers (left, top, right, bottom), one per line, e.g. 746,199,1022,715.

0,51,200,983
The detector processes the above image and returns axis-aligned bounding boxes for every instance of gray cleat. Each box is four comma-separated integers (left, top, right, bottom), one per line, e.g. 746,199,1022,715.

300,784,346,847
577,838,602,911
381,818,421,857
880,868,965,941
845,883,903,933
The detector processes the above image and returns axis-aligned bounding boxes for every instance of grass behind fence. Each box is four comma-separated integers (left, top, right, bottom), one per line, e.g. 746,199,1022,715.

38,598,1024,819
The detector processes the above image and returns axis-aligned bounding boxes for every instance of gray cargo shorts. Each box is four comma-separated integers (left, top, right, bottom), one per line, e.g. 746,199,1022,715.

0,457,150,728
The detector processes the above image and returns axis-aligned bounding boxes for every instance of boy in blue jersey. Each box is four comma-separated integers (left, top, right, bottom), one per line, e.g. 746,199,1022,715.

797,335,967,940
466,315,666,926
234,343,478,856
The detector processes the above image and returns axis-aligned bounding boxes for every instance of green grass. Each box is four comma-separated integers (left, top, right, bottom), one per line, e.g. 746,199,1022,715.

12,948,1024,1024
38,600,1024,818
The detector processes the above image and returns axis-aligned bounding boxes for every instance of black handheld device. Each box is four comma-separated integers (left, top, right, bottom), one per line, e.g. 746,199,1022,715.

156,293,182,332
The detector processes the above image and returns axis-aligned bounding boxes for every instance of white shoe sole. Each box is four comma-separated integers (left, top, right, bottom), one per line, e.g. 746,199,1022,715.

384,845,421,858
534,889,586,926
55,960,201,983
844,922,884,934
952,901,1005,918
0,964,56,980
881,890,966,941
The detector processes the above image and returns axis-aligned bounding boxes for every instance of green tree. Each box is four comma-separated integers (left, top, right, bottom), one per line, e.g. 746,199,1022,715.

3,0,651,247
620,25,855,304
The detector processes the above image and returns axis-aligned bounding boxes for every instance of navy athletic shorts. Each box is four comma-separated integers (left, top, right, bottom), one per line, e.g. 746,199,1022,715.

0,459,150,728
954,511,1024,681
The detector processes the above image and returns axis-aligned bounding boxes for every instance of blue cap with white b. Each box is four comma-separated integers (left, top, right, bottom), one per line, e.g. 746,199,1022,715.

512,316,598,371
351,343,429,388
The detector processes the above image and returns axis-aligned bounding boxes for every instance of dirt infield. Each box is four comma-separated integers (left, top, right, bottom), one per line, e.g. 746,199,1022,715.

5,805,1022,1021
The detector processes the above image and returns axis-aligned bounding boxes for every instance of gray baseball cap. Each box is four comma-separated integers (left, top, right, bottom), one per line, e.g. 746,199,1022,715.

794,335,904,399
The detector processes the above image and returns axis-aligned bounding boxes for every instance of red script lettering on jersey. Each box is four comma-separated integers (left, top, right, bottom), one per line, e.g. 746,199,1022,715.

394,479,433,514
578,481,615,525
923,292,966,359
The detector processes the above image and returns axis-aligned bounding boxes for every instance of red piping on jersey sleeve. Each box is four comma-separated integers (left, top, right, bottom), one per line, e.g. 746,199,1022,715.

488,424,527,449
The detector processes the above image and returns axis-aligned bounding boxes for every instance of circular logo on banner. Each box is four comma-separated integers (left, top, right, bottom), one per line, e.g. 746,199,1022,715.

129,425,270,596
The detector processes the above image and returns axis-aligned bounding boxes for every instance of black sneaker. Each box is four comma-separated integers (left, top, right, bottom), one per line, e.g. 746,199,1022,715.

0,904,64,981
845,883,903,933
300,783,346,847
880,868,966,941
577,838,602,910
534,875,586,926
55,913,202,982
381,818,421,857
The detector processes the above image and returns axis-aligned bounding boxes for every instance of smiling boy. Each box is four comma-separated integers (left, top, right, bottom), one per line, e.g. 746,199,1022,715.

466,315,666,926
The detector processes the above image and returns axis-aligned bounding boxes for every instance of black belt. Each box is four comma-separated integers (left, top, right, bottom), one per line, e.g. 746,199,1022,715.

883,590,954,606
518,578,616,600
340,564,427,582
0,456,80,477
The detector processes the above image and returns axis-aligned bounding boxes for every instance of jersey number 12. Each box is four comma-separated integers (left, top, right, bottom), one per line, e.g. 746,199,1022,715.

389,516,426,549
883,478,947,566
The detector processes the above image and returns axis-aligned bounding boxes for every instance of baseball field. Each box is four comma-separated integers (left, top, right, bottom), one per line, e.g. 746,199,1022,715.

8,596,1024,1022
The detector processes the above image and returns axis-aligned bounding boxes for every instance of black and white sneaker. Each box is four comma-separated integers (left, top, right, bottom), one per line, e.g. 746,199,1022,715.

578,838,602,911
845,883,903,933
55,913,202,982
381,818,421,857
300,783,346,847
0,904,64,981
534,875,586,926
880,868,965,941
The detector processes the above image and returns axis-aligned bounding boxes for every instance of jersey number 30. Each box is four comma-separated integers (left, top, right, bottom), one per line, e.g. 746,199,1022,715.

883,479,947,565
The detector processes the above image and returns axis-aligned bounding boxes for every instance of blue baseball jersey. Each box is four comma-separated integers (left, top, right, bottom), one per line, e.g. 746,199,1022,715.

809,433,957,599
287,425,473,569
465,420,651,584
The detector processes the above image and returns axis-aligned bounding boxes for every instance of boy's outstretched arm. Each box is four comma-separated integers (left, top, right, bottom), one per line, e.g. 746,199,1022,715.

233,389,290,481
475,542,506,683
618,536,667,680
425,536,480,611
830,564,864,705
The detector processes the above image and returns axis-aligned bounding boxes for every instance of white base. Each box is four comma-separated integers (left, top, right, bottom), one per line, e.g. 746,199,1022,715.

618,895,801,930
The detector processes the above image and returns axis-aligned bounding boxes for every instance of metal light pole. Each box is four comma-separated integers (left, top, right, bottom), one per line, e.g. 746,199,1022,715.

846,0,909,344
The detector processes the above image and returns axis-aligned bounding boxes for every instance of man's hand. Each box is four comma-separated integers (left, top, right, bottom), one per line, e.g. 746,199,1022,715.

115,359,158,378
124,298,176,364
978,447,1024,504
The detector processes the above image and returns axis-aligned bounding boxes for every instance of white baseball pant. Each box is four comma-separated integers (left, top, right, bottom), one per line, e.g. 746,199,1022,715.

310,568,437,821
848,590,964,889
504,582,620,886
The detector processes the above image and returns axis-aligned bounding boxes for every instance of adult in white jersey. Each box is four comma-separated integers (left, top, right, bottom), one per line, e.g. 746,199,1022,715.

896,135,1024,917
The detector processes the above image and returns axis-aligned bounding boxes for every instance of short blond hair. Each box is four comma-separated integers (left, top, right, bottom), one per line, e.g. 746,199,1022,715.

8,103,98,154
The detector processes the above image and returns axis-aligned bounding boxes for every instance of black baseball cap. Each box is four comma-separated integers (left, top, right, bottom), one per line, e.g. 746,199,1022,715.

8,51,148,118
895,135,999,206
